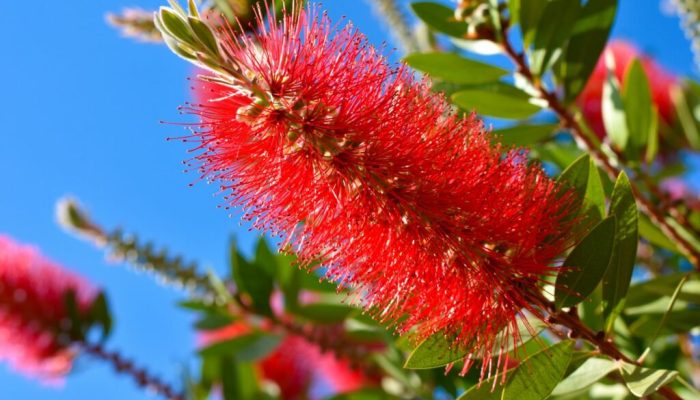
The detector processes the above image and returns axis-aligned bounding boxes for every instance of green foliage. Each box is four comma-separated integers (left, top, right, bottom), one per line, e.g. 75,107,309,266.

404,332,469,369
560,0,617,101
492,123,558,146
555,217,616,309
529,0,580,76
411,2,467,37
404,52,507,84
459,341,574,400
602,172,639,331
620,364,679,397
452,83,541,119
551,357,617,396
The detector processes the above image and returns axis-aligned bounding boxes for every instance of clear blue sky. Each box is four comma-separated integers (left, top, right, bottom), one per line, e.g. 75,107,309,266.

0,1,696,399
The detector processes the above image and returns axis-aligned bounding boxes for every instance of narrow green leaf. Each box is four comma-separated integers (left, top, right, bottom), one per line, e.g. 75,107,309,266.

195,314,236,331
492,123,558,146
557,154,590,213
199,332,282,361
556,217,616,309
627,272,700,307
89,292,113,341
602,172,638,330
561,0,617,101
230,239,274,316
254,238,278,276
188,17,218,55
629,310,700,337
620,363,678,397
411,2,468,38
672,83,700,150
328,389,398,400
212,0,236,20
452,83,541,119
404,52,508,84
551,357,617,396
530,0,581,76
646,109,659,163
293,303,356,323
602,56,630,150
404,332,469,369
508,0,520,25
622,59,654,159
458,341,574,400
160,7,197,46
585,159,606,224
638,213,679,253
518,0,548,47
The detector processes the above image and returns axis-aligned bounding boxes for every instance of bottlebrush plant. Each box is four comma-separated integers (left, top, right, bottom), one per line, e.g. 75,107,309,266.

6,0,700,399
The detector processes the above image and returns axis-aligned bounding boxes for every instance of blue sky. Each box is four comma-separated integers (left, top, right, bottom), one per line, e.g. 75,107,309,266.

0,1,696,399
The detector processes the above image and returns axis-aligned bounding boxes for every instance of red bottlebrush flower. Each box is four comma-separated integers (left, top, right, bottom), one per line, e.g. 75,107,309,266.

0,235,97,381
182,5,576,378
198,324,370,399
577,40,678,140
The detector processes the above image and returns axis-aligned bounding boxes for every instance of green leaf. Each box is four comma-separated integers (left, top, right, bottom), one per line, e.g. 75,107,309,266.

254,238,278,277
230,239,274,316
508,0,520,26
292,303,356,323
638,213,679,253
452,83,541,119
404,52,508,85
627,273,700,307
530,0,581,76
199,332,282,361
492,123,558,146
328,389,398,400
404,332,468,369
188,17,218,55
561,0,618,101
622,59,654,158
159,7,197,46
602,172,638,330
585,159,606,224
411,2,467,38
89,292,113,341
195,314,236,331
557,154,591,214
555,217,616,309
620,363,678,397
672,82,700,150
602,56,630,150
518,0,548,47
551,357,617,396
458,341,574,400
219,358,259,400
628,310,700,337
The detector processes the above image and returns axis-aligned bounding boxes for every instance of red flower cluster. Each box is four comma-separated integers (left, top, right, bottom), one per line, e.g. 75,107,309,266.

0,235,96,381
184,6,576,376
577,40,678,140
198,324,370,399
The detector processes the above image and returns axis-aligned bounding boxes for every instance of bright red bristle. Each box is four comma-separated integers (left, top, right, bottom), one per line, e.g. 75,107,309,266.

183,4,577,379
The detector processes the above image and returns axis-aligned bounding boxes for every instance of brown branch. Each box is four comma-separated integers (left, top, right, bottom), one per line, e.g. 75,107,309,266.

81,342,185,400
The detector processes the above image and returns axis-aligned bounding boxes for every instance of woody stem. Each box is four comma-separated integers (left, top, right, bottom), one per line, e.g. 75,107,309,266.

81,341,185,400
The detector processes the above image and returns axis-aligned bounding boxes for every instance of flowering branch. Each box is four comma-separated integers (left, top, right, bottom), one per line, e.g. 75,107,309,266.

496,17,700,270
366,0,421,53
80,342,185,400
669,0,700,72
57,198,212,294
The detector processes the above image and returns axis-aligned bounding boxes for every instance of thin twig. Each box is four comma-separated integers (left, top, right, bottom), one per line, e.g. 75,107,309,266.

81,342,185,400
